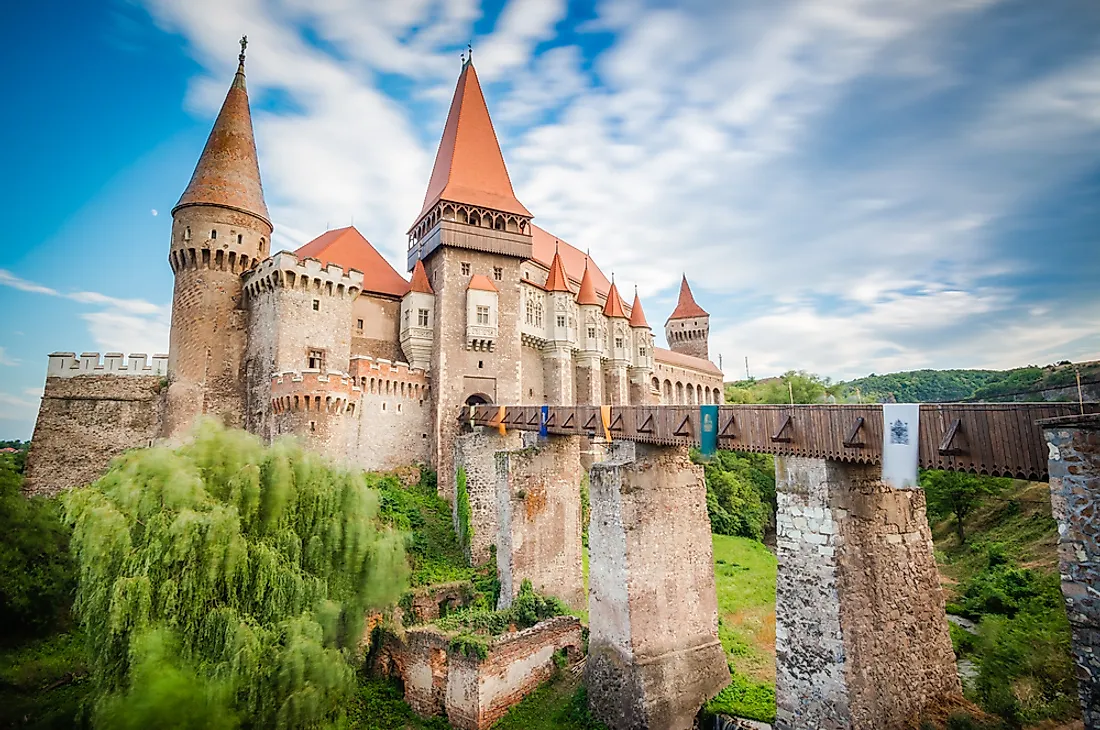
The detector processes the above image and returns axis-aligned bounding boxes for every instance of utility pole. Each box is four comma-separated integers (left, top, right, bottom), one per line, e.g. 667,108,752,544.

745,356,750,381
1076,366,1084,415
788,379,794,405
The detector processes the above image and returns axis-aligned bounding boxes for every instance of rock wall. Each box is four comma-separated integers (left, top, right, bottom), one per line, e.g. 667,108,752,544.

454,429,523,565
495,435,584,610
1042,415,1100,730
774,456,960,730
24,374,164,497
586,441,728,730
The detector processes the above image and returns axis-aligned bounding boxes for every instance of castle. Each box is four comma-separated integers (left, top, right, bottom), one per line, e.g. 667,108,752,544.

24,44,722,497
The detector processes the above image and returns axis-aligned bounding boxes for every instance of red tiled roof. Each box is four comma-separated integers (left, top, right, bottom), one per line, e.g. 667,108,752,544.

468,274,499,292
628,290,649,328
409,259,433,294
175,57,270,225
544,250,571,292
667,275,708,321
654,347,722,375
603,281,627,318
295,227,410,297
576,263,600,306
530,224,611,295
416,61,531,222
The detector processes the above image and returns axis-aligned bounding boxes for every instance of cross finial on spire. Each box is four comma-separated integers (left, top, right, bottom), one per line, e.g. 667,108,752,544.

239,35,248,66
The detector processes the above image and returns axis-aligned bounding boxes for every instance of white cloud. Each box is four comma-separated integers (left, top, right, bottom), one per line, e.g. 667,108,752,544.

0,347,18,367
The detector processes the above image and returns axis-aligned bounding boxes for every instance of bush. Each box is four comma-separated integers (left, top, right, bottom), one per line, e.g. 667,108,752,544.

697,450,773,541
63,421,409,728
0,455,76,641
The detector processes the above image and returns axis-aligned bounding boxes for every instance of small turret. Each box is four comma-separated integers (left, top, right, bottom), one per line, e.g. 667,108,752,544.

628,289,655,403
665,275,709,361
401,260,435,371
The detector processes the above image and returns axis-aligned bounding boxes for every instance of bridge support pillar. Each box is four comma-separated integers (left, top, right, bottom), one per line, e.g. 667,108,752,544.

586,442,728,730
495,435,585,610
1041,415,1100,730
774,456,959,730
454,428,523,565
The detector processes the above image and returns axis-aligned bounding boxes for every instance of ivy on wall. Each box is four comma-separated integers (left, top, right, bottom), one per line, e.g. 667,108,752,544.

456,466,473,554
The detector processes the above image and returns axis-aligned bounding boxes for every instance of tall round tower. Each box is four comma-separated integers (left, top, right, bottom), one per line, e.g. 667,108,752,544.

163,38,272,438
665,275,709,361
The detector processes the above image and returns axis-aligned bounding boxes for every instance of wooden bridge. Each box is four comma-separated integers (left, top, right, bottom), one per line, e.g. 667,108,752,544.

460,401,1100,481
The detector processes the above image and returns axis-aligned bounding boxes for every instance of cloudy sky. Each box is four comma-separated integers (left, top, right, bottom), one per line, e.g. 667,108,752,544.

1,0,1098,439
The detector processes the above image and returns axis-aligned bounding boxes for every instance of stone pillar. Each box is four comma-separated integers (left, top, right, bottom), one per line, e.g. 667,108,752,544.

576,356,602,405
774,457,960,730
495,435,584,610
454,428,522,565
587,442,728,730
543,346,574,405
605,363,629,405
1041,414,1100,730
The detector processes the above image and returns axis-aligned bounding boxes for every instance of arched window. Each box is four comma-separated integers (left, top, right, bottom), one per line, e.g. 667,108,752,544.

664,380,673,402
697,384,703,403
237,234,243,244
675,381,684,404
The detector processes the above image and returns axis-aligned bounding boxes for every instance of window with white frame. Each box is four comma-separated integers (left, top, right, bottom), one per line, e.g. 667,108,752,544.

556,315,566,328
476,305,490,325
418,308,429,326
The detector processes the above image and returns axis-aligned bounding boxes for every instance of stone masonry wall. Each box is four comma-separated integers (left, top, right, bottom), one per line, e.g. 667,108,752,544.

1043,416,1100,730
454,429,523,565
774,456,960,730
25,374,164,497
587,441,728,730
495,435,584,610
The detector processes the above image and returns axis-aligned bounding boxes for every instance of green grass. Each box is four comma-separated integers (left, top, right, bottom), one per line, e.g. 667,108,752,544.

349,676,451,729
492,672,607,730
0,631,92,729
705,534,778,723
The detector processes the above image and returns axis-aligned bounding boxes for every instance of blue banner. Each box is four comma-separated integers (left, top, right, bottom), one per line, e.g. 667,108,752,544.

700,404,719,460
539,405,549,438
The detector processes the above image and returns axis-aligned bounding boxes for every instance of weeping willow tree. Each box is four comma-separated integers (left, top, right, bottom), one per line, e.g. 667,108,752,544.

63,421,408,728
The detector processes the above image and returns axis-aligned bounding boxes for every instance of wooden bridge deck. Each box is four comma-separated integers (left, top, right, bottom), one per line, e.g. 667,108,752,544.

459,402,1100,480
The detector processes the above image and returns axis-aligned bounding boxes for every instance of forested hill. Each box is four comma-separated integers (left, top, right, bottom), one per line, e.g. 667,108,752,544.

840,360,1100,403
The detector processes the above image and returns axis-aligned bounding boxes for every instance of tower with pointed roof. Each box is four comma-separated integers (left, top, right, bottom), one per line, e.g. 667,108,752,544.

542,248,576,403
665,275,710,361
574,260,604,404
602,280,631,404
163,39,273,438
628,289,655,402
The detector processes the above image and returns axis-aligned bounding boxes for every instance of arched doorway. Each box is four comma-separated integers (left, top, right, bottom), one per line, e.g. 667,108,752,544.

465,393,492,407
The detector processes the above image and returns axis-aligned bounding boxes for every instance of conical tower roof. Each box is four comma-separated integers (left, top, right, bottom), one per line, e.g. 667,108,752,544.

415,60,531,224
603,280,628,318
174,41,270,226
544,247,571,292
667,275,708,321
409,259,434,294
576,260,600,306
629,289,649,328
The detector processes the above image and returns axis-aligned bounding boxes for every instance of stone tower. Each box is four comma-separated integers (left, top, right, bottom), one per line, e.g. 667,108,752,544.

163,40,273,438
628,289,655,403
406,57,533,496
665,275,709,361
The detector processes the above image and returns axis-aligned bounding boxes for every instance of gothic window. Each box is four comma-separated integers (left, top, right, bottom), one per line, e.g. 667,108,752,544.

461,262,471,276
525,298,535,325
476,305,490,325
493,266,503,281
307,349,324,370
535,302,543,327
557,315,566,328
418,308,429,326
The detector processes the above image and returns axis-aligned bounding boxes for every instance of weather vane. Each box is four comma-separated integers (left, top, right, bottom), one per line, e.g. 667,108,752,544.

239,35,248,65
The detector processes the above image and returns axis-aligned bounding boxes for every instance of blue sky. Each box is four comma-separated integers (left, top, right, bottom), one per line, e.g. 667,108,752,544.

1,0,1098,439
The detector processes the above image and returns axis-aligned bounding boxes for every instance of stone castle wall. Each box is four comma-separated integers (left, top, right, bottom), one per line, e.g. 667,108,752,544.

353,293,403,361
454,430,523,565
25,355,166,496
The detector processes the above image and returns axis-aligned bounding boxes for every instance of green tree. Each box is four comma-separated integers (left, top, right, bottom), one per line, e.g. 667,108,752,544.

63,421,409,727
920,470,1010,543
724,370,840,405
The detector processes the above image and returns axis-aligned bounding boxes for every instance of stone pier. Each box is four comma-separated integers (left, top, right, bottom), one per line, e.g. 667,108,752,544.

495,435,585,610
586,442,728,730
1041,414,1100,730
774,457,960,729
454,429,522,565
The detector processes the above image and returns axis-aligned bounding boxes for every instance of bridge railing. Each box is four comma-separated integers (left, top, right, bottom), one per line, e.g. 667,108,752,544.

458,402,1100,480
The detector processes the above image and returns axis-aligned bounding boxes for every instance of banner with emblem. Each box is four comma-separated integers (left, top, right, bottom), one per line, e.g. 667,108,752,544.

539,405,548,439
882,403,920,489
699,405,718,460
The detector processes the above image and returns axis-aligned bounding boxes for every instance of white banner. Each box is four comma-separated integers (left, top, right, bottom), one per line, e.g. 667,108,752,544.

882,403,920,489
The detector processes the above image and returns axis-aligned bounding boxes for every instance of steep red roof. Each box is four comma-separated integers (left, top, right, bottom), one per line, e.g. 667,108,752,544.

175,52,270,225
603,281,627,318
530,225,610,296
628,290,649,328
409,259,433,294
654,347,722,375
544,249,571,292
576,263,600,306
468,274,499,292
667,275,708,321
295,227,410,297
416,61,530,223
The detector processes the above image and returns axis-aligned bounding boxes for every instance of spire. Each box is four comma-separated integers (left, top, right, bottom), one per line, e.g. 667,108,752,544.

603,280,627,318
667,275,708,321
415,60,531,224
174,37,270,226
629,288,649,328
576,259,600,305
544,248,571,292
409,259,434,294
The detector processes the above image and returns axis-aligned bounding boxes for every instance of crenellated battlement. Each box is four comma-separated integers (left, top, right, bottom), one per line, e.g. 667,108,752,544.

47,352,169,378
349,356,431,401
270,369,361,415
243,251,364,300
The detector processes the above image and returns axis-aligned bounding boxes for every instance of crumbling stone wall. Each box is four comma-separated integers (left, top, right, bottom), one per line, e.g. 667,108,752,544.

587,441,728,730
25,374,164,497
1042,415,1100,730
454,429,522,565
774,456,960,730
495,435,584,610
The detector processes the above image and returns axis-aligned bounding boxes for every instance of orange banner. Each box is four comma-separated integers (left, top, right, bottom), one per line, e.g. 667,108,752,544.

498,405,507,436
600,405,612,441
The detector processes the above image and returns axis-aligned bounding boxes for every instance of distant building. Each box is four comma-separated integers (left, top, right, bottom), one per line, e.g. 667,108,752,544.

24,47,721,497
